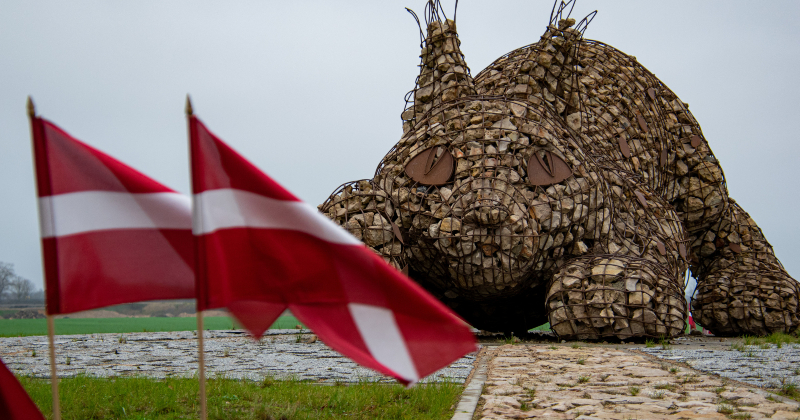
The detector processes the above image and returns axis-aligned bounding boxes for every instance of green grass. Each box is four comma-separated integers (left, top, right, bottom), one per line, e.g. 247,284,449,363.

18,375,461,419
529,323,550,331
740,332,799,348
0,315,304,337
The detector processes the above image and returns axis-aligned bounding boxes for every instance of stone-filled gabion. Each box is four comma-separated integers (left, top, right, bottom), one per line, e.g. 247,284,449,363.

691,202,800,336
319,1,799,338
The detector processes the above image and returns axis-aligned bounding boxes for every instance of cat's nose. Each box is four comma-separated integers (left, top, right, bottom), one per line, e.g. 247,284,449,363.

461,180,510,227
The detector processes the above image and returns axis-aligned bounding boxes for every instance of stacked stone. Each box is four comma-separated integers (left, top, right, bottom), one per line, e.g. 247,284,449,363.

691,202,800,335
318,3,798,337
318,180,405,272
376,96,610,301
401,14,476,135
546,184,688,340
473,25,729,231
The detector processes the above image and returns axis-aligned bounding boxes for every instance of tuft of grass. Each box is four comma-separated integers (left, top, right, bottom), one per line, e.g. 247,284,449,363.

577,358,585,365
654,383,675,391
681,374,700,384
717,403,735,415
779,380,800,400
765,331,800,347
651,390,665,399
731,342,745,352
659,337,671,350
549,346,558,350
578,376,590,384
31,349,36,357
628,386,640,396
645,339,655,348
729,413,752,419
669,367,679,374
714,386,726,394
571,343,582,349
65,356,71,366
18,375,462,419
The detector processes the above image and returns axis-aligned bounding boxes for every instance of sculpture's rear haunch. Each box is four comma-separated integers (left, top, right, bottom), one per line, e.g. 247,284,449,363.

319,1,800,339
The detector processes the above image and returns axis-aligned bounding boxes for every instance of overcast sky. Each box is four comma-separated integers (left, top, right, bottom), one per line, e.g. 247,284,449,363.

2,1,799,292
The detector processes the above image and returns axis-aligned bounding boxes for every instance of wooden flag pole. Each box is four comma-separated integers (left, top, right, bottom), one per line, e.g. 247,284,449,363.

186,95,207,420
197,310,207,420
28,96,61,420
46,315,60,420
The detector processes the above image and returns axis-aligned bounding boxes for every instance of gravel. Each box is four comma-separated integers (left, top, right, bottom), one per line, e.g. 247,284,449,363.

641,342,800,389
0,330,476,384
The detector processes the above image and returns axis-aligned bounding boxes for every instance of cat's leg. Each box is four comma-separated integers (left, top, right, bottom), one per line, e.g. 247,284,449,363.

546,187,688,340
690,201,800,336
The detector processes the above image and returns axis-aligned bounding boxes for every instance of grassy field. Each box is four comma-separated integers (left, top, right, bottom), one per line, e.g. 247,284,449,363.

19,376,462,419
0,315,304,337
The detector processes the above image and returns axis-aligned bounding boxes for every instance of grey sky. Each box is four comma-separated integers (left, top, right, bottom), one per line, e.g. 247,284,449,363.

1,1,798,291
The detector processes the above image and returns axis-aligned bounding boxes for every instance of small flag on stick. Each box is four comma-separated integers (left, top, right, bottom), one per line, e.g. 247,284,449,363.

188,112,476,384
0,358,45,420
30,112,195,314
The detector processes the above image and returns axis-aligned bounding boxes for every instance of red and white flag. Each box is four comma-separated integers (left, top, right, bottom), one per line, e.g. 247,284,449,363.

0,358,44,420
30,117,195,314
189,115,476,384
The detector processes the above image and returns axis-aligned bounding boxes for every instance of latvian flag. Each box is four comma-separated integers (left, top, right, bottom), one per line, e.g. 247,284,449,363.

30,116,195,314
189,115,476,384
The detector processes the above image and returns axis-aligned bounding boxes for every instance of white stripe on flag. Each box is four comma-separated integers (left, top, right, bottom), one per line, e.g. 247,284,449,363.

193,189,361,246
39,191,191,238
348,303,420,383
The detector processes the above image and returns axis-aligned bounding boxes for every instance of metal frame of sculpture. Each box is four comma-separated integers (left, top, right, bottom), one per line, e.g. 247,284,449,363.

319,0,800,339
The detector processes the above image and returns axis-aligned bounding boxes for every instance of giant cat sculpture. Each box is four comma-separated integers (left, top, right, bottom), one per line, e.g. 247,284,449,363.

319,1,800,339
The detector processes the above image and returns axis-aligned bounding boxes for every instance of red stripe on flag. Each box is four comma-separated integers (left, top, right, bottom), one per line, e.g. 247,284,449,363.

36,119,174,195
45,230,194,314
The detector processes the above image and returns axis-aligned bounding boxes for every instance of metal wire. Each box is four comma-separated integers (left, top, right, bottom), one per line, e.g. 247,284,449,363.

321,2,799,338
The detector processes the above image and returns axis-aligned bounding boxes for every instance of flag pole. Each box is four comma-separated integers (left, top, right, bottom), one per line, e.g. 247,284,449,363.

46,315,60,420
186,95,207,420
27,96,61,420
196,310,206,419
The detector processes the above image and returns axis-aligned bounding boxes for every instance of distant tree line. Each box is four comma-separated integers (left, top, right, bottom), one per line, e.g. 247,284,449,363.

0,262,42,301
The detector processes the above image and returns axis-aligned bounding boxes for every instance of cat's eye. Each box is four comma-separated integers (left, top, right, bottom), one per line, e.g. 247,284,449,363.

526,150,572,186
405,146,454,186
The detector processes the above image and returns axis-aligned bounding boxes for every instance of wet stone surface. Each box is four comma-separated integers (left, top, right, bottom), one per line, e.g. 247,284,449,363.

479,344,800,420
0,330,475,383
641,343,800,389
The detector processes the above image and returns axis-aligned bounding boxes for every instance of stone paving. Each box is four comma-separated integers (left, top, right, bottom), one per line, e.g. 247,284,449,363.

478,344,800,419
641,343,800,389
5,329,800,419
0,330,475,384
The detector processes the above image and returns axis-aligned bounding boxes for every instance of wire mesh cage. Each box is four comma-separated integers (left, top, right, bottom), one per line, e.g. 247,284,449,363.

691,202,800,336
319,180,406,272
317,0,799,338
